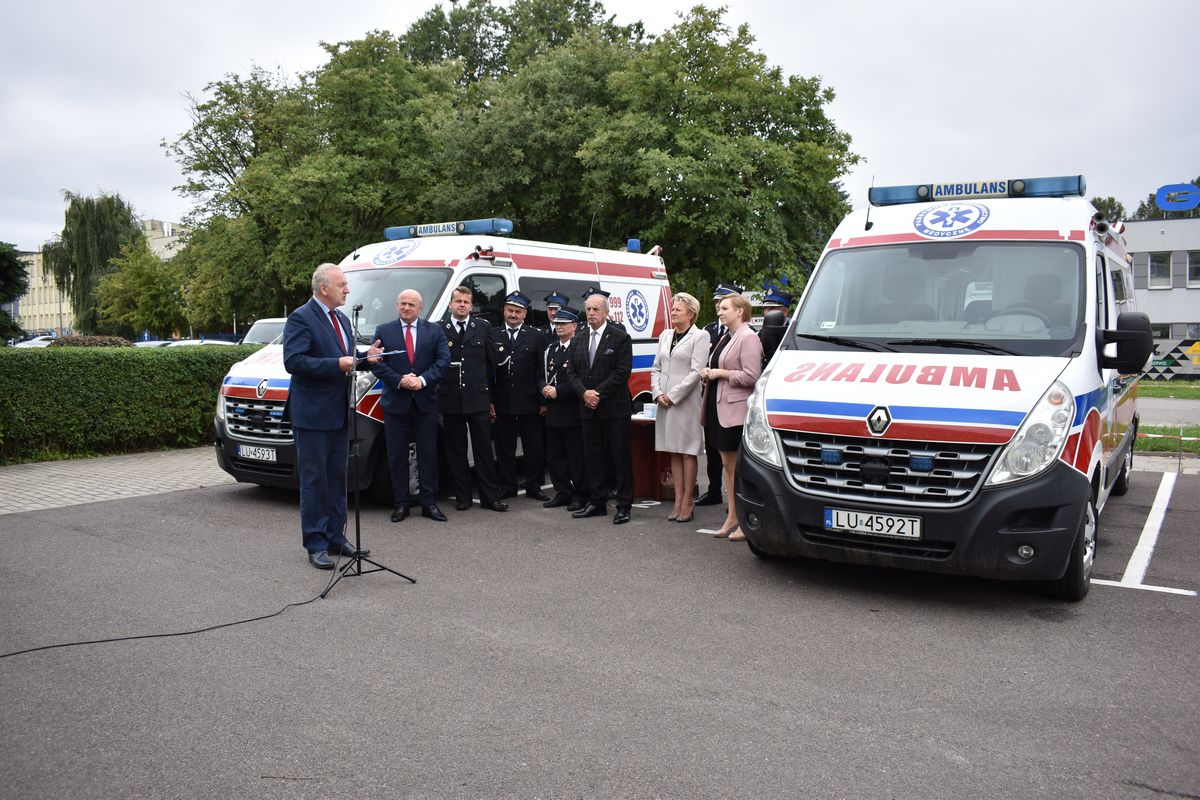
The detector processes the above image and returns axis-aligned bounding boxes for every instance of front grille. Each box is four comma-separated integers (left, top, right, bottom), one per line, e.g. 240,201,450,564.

228,456,293,477
778,430,998,506
223,397,293,443
799,525,955,559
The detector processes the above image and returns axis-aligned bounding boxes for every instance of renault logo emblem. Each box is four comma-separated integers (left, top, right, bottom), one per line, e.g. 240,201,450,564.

256,378,269,399
867,406,892,436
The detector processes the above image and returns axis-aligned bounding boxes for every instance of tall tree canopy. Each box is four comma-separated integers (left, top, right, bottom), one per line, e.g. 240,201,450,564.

41,192,142,335
165,1,856,327
0,242,30,340
1089,197,1127,222
95,240,187,338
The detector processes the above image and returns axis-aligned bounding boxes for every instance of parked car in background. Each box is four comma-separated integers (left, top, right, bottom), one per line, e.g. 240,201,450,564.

133,340,173,348
167,339,236,347
14,335,56,348
239,317,287,345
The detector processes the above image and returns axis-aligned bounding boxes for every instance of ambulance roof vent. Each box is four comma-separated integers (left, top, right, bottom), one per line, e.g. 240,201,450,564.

384,217,514,240
868,175,1086,206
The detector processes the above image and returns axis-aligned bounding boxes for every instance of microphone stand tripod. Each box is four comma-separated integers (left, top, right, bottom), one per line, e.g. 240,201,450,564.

321,304,415,598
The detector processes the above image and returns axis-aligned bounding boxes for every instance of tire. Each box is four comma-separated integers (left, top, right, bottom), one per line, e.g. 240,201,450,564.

1046,496,1097,602
1111,442,1133,496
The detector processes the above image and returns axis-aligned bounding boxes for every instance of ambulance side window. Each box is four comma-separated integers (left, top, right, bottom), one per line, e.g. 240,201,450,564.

461,274,508,327
1095,255,1109,330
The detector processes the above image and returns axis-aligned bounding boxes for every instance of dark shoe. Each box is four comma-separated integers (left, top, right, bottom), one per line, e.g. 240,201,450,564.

455,500,472,511
543,494,570,508
695,491,722,506
308,551,335,570
391,506,410,523
566,500,586,512
613,508,631,525
526,489,550,502
483,500,508,512
422,504,448,522
572,502,607,519
327,542,370,557
675,511,694,523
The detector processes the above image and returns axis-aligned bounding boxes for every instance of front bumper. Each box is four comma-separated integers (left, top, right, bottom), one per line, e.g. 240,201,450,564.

735,451,1090,581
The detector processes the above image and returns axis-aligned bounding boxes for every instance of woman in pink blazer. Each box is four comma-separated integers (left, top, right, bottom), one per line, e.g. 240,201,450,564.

700,294,762,541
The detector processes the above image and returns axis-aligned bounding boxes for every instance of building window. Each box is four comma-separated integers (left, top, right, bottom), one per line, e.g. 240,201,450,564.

1149,252,1171,288
1189,251,1200,287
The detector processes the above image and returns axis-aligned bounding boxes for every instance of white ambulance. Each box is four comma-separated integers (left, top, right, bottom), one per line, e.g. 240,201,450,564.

737,176,1152,600
213,218,671,500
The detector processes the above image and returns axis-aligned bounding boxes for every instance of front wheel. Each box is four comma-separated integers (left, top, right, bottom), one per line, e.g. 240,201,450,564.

1045,496,1097,601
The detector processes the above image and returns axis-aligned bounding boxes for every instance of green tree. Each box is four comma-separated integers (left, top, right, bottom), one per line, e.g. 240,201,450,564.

0,242,30,340
576,6,855,295
1132,176,1200,220
95,240,187,338
41,192,143,335
1090,196,1127,222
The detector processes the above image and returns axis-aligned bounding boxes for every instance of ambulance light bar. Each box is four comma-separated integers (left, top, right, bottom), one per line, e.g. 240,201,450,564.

868,175,1087,206
384,218,514,240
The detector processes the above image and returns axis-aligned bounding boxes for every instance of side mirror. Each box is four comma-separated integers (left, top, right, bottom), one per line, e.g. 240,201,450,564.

1098,311,1152,374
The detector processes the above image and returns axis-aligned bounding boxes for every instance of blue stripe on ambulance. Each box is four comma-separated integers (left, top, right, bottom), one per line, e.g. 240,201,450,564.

765,398,1026,427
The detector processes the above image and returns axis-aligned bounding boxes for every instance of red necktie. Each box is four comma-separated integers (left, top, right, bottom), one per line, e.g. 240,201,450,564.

328,309,346,354
404,323,415,364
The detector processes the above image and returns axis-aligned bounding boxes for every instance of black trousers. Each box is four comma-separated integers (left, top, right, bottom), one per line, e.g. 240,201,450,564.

384,409,438,508
703,410,723,493
581,415,633,509
493,412,545,494
442,410,501,505
545,423,587,502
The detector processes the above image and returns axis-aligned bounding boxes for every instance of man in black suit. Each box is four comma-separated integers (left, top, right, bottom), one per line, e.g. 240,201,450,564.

282,263,370,569
540,306,588,511
491,291,549,501
371,289,451,523
439,285,508,513
697,283,743,507
565,291,634,524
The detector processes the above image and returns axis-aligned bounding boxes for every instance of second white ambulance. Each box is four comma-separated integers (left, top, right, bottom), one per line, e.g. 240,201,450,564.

736,176,1152,600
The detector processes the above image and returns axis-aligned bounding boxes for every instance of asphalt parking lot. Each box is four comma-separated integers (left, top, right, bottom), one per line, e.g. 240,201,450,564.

0,450,1197,799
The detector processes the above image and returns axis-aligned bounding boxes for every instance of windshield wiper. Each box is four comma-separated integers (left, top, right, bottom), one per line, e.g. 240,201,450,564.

793,333,895,352
886,338,1020,355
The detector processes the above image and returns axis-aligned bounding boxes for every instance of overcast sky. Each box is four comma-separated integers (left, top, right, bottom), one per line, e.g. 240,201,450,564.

2,0,1196,253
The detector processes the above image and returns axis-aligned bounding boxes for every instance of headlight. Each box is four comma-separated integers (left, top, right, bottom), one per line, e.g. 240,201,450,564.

742,365,782,468
986,380,1074,486
215,392,225,422
354,371,377,403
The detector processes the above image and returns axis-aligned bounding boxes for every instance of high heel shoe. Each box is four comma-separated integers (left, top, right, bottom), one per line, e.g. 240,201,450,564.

708,524,734,538
675,509,694,523
727,528,746,541
667,513,679,522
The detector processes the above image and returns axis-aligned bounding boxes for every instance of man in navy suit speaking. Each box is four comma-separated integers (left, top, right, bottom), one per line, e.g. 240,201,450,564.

283,263,371,570
370,289,451,523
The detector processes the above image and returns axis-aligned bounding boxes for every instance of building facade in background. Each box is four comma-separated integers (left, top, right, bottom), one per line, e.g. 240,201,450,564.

10,219,185,338
1124,218,1200,380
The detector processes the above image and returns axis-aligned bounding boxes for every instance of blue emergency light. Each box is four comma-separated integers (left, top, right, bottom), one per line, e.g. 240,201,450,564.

868,175,1087,206
384,217,514,240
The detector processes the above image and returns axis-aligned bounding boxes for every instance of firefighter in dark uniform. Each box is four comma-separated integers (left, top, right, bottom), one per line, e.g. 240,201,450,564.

697,282,744,506
539,291,570,337
491,291,550,501
758,290,793,365
439,284,508,512
540,306,588,511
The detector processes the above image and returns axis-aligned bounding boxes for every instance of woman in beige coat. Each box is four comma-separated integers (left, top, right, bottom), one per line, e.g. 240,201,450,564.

650,293,710,522
700,293,762,541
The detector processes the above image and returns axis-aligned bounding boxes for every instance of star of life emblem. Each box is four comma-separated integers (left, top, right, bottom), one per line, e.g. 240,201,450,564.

913,202,990,239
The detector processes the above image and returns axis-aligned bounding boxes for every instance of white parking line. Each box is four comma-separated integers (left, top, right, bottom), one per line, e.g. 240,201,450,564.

1092,579,1197,597
1121,472,1176,586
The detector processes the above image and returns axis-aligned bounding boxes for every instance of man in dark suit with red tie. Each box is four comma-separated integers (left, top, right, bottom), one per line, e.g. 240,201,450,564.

282,263,370,569
565,289,635,524
370,289,451,523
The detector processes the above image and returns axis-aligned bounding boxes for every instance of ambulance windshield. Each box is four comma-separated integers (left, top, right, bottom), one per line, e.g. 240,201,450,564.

794,241,1085,357
344,268,452,339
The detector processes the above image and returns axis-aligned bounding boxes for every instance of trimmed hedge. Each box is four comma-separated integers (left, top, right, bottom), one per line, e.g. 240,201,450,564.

0,345,262,463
